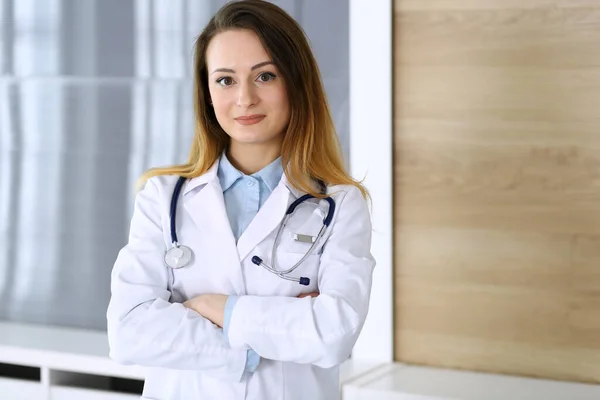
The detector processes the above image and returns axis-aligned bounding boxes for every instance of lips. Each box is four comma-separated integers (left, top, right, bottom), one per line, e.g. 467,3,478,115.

234,114,265,126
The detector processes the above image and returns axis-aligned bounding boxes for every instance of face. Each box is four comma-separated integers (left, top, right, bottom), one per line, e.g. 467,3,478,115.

205,29,290,150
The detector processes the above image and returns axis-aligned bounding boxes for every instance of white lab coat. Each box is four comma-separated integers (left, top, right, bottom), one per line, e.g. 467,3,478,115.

106,161,375,400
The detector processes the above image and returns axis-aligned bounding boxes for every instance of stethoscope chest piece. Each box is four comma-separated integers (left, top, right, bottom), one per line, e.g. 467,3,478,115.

164,244,193,269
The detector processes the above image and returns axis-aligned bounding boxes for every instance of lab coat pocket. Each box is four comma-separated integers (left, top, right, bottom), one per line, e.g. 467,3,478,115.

281,231,322,254
276,223,324,294
281,206,326,254
272,250,321,295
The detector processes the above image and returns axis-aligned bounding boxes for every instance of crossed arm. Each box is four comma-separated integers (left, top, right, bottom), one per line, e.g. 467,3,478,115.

107,180,373,377
183,291,319,329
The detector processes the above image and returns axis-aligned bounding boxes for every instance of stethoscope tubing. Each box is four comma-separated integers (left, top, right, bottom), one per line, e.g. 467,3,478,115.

165,176,335,285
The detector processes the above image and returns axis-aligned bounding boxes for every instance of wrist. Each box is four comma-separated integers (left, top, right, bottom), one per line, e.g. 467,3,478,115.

184,295,208,316
194,294,227,328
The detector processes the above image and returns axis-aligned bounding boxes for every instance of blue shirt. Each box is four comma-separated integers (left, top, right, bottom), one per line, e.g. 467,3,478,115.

218,152,283,373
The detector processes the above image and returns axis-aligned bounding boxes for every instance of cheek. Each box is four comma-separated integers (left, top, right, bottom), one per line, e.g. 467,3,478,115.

276,88,289,105
281,103,291,126
271,90,290,120
211,98,232,122
209,86,230,107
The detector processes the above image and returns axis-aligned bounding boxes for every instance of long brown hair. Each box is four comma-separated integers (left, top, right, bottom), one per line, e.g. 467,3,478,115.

138,0,367,199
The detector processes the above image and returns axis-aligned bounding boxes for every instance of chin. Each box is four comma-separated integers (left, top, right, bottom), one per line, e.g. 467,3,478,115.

230,131,280,145
231,134,268,144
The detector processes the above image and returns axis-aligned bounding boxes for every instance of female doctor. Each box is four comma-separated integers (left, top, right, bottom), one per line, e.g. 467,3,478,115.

106,1,375,399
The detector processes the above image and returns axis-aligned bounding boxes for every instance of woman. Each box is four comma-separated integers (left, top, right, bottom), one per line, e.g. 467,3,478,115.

107,1,375,399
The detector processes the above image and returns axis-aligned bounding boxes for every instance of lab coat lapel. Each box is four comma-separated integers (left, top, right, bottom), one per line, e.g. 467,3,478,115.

183,172,246,295
236,179,292,262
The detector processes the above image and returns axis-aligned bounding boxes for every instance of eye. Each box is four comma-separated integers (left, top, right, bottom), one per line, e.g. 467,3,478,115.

216,77,234,87
257,72,276,83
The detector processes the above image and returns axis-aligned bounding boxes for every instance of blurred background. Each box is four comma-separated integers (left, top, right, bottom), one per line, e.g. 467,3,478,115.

0,0,349,330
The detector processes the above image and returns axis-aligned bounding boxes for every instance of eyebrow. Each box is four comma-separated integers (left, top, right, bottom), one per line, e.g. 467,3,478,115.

210,61,275,75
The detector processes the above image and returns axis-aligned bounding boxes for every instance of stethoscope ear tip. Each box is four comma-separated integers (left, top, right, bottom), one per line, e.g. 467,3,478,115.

299,277,310,286
251,256,263,266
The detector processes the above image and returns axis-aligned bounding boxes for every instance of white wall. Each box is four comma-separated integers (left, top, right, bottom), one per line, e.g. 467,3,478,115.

349,0,393,363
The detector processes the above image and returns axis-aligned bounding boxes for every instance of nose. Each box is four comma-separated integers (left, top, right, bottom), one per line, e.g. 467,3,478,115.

236,81,258,108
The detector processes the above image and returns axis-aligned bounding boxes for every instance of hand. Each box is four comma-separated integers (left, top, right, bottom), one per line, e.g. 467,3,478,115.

184,294,228,328
297,291,319,299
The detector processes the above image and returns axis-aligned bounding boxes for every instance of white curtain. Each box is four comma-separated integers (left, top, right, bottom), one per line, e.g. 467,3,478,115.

0,0,349,330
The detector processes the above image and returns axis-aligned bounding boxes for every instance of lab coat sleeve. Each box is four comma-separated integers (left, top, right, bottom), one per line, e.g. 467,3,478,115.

106,178,247,380
226,186,375,368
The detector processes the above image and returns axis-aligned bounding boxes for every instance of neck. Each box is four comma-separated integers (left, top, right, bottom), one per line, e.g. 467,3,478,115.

227,141,282,175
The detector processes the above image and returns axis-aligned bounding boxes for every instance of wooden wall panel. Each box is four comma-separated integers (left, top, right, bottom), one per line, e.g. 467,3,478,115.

393,0,600,383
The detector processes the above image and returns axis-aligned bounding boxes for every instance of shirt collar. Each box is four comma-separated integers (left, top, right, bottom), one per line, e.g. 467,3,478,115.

217,152,244,192
182,159,219,196
254,155,284,192
217,152,284,192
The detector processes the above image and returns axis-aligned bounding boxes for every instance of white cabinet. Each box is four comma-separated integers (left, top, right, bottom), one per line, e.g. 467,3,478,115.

49,387,140,400
0,377,45,400
0,322,145,400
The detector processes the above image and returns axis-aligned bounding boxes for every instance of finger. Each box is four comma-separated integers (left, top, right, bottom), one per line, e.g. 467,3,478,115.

297,291,319,298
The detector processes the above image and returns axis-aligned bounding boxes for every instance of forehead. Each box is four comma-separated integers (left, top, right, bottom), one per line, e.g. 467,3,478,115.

206,29,272,71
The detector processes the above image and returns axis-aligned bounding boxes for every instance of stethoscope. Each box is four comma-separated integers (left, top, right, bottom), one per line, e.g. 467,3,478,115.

164,176,335,286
